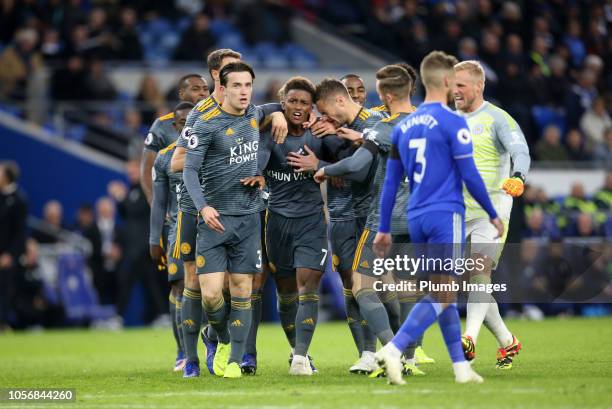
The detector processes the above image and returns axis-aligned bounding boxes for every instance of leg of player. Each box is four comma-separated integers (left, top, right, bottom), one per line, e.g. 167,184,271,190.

380,272,401,333
290,267,323,376
181,261,202,378
377,274,482,385
170,281,186,372
397,287,435,366
224,272,253,379
200,272,231,376
241,267,268,375
353,272,394,345
275,275,298,350
340,268,377,375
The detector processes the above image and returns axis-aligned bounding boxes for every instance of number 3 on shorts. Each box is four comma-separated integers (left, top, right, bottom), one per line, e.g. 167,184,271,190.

320,248,328,266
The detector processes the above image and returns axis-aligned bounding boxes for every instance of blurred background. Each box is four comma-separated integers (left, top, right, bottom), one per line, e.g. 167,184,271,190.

0,0,611,331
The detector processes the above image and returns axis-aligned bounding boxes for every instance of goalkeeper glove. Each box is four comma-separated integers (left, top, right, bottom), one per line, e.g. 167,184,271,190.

502,172,525,197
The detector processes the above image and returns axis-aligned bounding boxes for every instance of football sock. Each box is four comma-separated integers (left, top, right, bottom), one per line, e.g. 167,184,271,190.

204,296,230,344
277,292,298,348
381,292,400,333
398,297,421,359
355,289,394,344
438,304,465,363
362,321,378,353
465,274,493,342
228,297,252,364
483,299,514,347
245,291,263,356
182,288,202,363
175,294,185,354
391,295,441,352
343,288,364,355
169,294,182,354
294,292,319,356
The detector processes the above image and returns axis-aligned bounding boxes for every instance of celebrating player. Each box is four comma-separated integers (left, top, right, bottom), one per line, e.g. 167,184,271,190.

183,62,286,379
287,78,384,373
453,60,530,369
149,102,194,372
314,64,428,376
373,51,503,385
171,49,242,378
258,76,343,375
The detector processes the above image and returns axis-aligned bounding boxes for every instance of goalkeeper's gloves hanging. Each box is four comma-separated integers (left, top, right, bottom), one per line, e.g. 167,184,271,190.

502,172,525,197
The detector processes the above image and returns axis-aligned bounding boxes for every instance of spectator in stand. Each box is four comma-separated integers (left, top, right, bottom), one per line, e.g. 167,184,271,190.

31,200,64,244
566,69,598,128
502,34,527,73
51,55,88,101
574,212,600,238
40,29,63,62
524,207,555,239
535,125,568,161
594,172,612,211
565,128,592,162
0,28,43,101
113,7,143,60
173,13,216,61
529,35,551,78
0,161,28,332
564,19,586,68
547,55,571,109
594,128,612,169
123,108,147,139
85,59,117,101
564,182,597,215
86,7,114,59
580,97,611,146
136,74,166,126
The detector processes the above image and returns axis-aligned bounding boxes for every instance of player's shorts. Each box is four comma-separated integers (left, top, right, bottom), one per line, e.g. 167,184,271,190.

465,217,509,268
166,242,184,282
352,230,415,279
408,211,465,277
329,219,359,273
174,210,197,262
265,210,327,278
195,213,261,275
260,210,269,269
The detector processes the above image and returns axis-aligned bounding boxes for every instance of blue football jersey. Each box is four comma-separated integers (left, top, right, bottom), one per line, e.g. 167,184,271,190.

392,102,473,219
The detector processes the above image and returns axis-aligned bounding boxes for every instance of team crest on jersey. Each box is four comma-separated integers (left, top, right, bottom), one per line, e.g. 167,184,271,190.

472,124,484,135
226,128,235,136
196,255,205,268
144,133,153,145
250,118,258,129
181,126,192,140
187,135,199,149
168,263,178,275
180,242,191,255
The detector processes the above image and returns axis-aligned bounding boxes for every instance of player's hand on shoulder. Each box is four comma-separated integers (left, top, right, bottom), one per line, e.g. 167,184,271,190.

490,217,504,239
270,112,288,144
303,111,318,129
241,176,266,190
337,127,362,142
373,232,392,258
310,117,337,137
201,206,225,233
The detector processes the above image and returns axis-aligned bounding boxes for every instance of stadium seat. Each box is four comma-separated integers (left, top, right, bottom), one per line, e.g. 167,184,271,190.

57,252,116,324
531,105,567,135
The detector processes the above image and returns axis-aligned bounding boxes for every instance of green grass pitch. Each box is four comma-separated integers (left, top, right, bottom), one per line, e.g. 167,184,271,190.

1,318,612,409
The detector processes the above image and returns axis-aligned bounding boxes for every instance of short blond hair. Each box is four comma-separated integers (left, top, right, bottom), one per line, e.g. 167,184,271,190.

420,51,459,89
454,60,486,84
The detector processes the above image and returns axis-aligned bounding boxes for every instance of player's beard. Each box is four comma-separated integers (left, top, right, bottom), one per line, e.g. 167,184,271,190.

447,90,456,109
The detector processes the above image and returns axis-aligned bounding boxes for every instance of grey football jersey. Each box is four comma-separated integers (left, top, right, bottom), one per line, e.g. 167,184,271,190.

345,107,383,219
144,112,177,153
259,129,339,218
151,143,182,244
363,112,411,235
177,96,220,215
184,104,267,215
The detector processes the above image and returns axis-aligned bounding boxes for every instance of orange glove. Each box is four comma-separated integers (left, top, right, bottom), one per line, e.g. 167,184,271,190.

502,176,524,197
